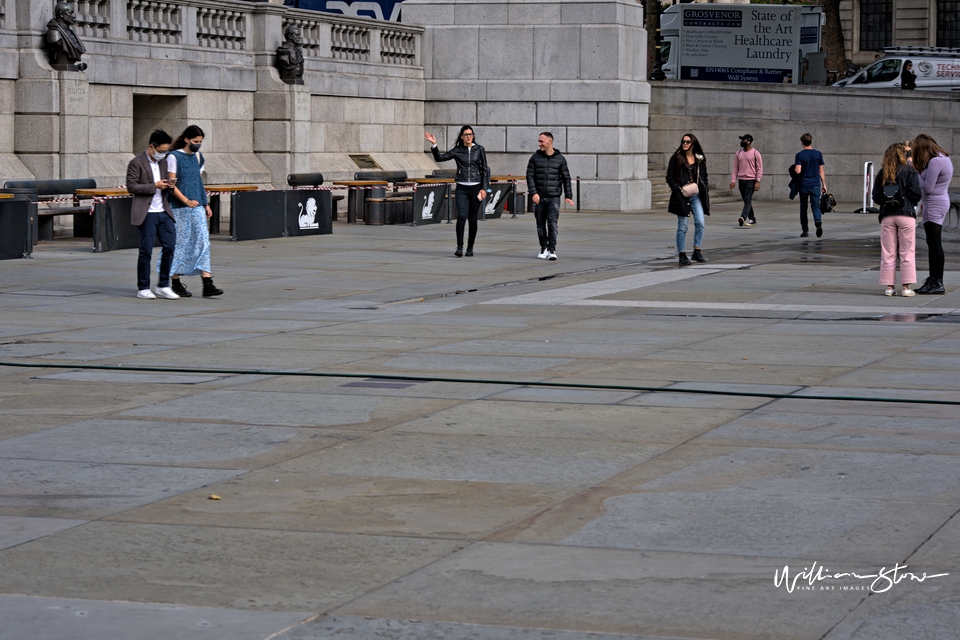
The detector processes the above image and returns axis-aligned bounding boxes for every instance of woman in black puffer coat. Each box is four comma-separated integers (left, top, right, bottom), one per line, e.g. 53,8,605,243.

666,133,711,266
425,125,490,257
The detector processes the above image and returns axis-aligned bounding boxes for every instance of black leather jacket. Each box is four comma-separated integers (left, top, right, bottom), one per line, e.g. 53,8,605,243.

432,144,490,189
526,149,573,199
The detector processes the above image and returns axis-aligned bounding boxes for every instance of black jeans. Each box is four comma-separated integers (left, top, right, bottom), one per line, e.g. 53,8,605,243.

137,210,176,290
535,196,561,251
455,183,482,248
923,221,944,280
738,179,757,221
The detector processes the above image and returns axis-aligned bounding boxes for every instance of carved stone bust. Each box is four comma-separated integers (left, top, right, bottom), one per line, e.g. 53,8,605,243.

276,24,305,85
45,1,87,71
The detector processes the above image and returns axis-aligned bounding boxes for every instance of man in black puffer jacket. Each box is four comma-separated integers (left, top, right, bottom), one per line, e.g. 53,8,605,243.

526,132,575,260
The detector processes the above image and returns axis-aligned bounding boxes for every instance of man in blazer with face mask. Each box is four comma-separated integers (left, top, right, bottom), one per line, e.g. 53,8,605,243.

126,129,179,299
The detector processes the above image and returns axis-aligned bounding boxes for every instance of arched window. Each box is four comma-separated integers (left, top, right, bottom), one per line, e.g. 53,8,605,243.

860,0,892,51
939,0,960,47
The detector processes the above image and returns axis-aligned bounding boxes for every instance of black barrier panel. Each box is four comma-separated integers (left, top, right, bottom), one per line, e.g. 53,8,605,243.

231,191,285,241
412,185,448,226
0,200,30,260
483,183,513,220
285,190,333,236
93,197,138,253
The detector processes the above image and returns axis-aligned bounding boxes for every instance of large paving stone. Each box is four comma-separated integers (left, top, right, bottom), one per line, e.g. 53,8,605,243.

0,522,463,612
558,491,955,563
693,410,960,455
35,371,225,384
0,595,313,640
0,419,334,467
274,432,670,485
277,615,663,640
380,353,574,373
390,400,742,443
0,341,176,361
0,460,243,519
0,516,86,550
334,542,864,639
108,471,577,540
122,390,458,429
823,579,960,640
634,447,960,503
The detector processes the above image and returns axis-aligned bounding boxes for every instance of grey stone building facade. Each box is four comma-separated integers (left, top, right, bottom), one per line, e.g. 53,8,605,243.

4,0,434,189
405,0,652,211
5,0,652,212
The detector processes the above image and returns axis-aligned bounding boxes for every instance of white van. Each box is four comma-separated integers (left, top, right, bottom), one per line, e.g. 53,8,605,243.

833,47,960,91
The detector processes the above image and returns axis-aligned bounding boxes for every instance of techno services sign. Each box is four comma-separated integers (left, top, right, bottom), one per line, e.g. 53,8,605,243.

679,6,801,83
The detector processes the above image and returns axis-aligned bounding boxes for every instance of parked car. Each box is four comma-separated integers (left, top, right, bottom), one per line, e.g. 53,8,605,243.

833,47,960,91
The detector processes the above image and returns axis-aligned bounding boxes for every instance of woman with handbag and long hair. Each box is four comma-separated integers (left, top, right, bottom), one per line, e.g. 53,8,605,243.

666,133,710,266
424,125,490,257
912,134,953,295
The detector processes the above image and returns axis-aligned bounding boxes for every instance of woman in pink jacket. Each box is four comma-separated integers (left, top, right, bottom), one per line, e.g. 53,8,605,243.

912,134,953,295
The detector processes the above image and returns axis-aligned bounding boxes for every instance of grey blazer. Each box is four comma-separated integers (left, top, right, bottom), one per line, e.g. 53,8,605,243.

126,151,173,226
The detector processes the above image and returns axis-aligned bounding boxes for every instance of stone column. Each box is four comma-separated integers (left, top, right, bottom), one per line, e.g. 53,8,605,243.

404,0,650,211
59,72,89,180
251,4,312,187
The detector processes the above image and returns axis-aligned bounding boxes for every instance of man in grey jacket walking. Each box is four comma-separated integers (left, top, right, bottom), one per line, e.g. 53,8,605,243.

526,132,575,260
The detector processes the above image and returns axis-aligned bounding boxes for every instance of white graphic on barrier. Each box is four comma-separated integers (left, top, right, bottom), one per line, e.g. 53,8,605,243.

484,189,503,216
421,192,435,220
298,198,319,229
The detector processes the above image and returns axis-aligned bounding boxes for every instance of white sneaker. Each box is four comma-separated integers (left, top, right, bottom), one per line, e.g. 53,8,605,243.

153,286,180,300
537,248,547,259
548,250,557,261
884,287,896,297
137,289,156,299
901,286,916,297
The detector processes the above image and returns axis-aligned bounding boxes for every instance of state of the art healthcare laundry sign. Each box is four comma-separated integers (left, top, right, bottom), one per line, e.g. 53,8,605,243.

678,6,801,83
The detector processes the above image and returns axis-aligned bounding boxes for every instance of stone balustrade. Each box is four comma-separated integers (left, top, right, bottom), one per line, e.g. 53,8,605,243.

58,0,420,66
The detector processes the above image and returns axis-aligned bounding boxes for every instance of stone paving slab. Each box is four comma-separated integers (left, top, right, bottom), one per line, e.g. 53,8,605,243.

277,615,668,640
0,516,87,550
0,595,314,640
35,371,227,384
107,471,579,540
0,419,335,467
274,432,672,486
2,204,959,638
122,390,460,430
693,410,960,455
333,542,864,640
389,400,742,443
0,522,463,612
0,459,243,519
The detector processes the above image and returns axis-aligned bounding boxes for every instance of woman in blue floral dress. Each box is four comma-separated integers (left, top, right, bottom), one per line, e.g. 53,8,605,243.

166,125,223,297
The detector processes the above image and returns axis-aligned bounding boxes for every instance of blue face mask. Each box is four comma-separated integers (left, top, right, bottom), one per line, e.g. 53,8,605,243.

189,143,202,153
150,150,167,161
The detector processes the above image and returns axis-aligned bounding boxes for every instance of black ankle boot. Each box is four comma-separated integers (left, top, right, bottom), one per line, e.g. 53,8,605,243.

202,276,223,297
171,279,192,298
465,246,474,257
692,249,707,263
679,252,691,266
917,278,945,295
455,245,463,257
